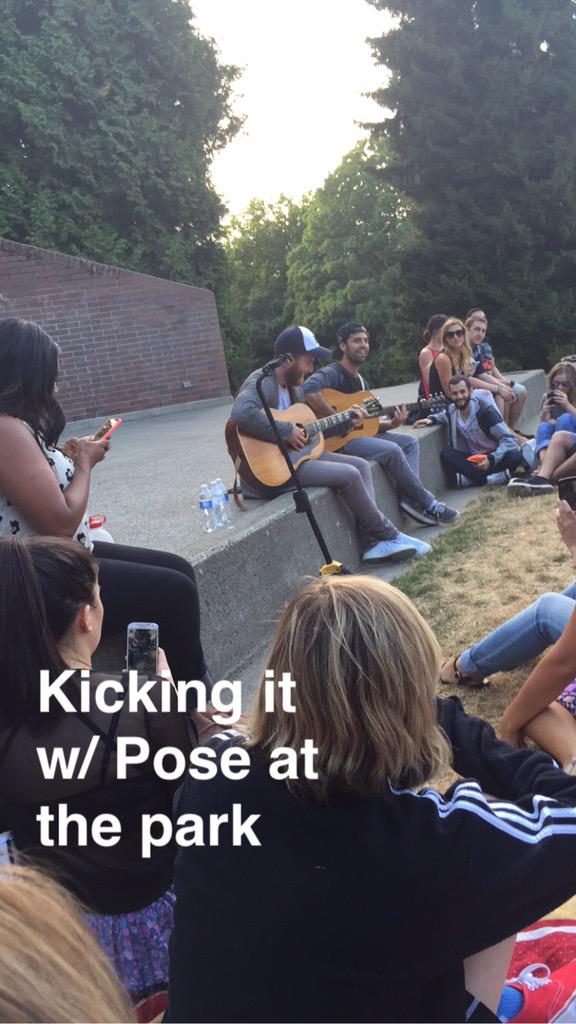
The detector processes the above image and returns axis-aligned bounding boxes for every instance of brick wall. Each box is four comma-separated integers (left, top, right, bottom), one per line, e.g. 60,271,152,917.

0,238,231,421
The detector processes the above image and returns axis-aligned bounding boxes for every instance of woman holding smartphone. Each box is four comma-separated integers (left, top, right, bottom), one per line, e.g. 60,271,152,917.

0,536,195,1003
534,362,576,459
0,318,209,687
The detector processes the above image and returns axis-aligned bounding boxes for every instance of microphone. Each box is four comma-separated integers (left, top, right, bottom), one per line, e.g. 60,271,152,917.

260,353,291,377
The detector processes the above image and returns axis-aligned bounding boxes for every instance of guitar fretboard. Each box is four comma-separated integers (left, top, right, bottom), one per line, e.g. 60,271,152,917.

306,409,355,439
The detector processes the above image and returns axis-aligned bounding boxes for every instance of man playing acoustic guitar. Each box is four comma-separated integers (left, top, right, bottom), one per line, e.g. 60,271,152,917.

302,322,459,527
229,325,430,563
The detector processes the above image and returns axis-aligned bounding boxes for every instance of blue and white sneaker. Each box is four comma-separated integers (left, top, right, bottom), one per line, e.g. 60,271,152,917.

395,531,432,558
362,538,417,563
486,470,510,486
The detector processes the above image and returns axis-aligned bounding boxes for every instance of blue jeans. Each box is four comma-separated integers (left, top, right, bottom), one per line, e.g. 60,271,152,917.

460,581,576,677
535,413,576,456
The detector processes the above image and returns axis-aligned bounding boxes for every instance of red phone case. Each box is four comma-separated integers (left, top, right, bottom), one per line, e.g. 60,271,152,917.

93,417,122,442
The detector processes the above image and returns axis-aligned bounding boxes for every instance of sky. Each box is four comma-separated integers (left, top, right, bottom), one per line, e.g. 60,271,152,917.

189,0,395,215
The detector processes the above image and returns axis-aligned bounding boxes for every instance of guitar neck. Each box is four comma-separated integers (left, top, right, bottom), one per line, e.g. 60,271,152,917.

307,409,354,439
377,399,427,419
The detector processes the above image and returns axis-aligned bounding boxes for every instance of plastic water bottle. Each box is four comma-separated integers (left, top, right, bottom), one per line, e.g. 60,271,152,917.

199,483,215,532
88,513,115,544
211,478,232,528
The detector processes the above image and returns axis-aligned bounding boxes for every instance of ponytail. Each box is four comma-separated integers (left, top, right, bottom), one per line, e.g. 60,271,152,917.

0,538,97,721
422,313,448,344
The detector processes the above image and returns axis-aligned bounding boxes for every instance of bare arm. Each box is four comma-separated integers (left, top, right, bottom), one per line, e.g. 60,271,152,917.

303,391,337,418
500,502,576,745
500,608,576,745
470,374,514,401
0,417,106,536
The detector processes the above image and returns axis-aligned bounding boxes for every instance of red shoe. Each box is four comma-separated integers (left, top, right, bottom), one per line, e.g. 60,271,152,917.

506,961,576,1022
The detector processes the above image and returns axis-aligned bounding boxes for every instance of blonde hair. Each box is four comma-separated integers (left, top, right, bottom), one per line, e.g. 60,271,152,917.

0,863,134,1022
440,318,475,374
248,576,451,798
548,361,576,405
465,316,487,333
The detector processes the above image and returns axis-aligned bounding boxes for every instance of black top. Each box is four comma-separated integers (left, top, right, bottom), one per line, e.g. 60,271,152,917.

166,699,576,1023
0,671,194,913
303,362,368,396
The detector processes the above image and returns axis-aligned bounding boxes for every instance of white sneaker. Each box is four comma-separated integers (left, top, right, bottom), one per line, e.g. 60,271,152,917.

456,473,475,489
395,531,432,558
362,538,417,563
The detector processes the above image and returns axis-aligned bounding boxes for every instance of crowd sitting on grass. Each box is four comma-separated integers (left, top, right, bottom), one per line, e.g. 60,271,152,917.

4,311,576,1022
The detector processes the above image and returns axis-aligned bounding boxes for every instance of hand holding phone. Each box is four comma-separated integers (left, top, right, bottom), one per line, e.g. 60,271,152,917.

92,417,122,442
127,622,159,677
558,477,576,511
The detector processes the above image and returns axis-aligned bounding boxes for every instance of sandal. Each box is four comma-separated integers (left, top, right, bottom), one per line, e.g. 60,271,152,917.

440,656,489,689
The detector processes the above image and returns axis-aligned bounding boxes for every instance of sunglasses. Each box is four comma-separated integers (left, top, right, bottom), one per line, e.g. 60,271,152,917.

445,329,464,339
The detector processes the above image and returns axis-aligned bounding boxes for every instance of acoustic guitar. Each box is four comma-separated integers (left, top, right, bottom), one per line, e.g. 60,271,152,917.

322,389,448,452
225,402,365,490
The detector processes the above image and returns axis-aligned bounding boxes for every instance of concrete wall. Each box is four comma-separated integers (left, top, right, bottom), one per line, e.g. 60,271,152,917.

0,238,231,420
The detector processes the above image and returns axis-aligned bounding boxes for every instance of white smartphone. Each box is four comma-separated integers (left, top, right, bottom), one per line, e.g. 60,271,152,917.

126,622,159,677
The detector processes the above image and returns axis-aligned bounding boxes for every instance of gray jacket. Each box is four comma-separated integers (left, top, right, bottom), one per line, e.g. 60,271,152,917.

430,395,518,469
230,369,303,444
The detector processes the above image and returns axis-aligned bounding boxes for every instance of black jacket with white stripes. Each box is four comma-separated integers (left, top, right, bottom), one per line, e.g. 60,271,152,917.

166,698,576,1024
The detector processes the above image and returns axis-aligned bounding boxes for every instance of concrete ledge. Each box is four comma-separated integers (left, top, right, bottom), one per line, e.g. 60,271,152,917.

93,370,544,682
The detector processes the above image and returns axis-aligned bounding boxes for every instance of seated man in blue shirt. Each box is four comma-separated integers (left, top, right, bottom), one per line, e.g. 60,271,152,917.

415,374,533,487
302,321,459,526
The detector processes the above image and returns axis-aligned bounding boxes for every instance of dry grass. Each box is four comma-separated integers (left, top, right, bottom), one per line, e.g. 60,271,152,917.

395,489,573,787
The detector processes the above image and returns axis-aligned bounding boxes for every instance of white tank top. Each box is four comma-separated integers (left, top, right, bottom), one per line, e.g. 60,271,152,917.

0,422,93,550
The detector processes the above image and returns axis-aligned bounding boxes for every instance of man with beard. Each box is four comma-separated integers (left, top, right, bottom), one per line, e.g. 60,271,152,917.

229,325,431,562
415,374,533,487
302,321,459,526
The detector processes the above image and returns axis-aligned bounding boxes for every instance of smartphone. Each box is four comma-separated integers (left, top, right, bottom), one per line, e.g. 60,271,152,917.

92,417,122,442
558,477,576,511
126,622,159,677
467,454,486,464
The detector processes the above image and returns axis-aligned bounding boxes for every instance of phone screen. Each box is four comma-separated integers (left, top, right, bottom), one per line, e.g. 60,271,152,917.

127,623,159,676
558,477,576,511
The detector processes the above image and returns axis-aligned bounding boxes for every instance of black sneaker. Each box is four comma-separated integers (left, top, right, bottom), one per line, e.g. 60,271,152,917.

508,473,552,496
528,474,554,494
507,476,532,496
400,499,460,525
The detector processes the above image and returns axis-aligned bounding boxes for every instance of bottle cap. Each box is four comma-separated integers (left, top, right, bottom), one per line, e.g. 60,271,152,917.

88,513,107,529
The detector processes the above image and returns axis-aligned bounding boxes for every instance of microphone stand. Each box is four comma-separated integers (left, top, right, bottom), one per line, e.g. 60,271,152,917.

255,364,349,576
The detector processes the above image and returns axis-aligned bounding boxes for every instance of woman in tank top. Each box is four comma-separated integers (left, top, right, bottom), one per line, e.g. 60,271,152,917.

0,318,209,688
418,313,447,399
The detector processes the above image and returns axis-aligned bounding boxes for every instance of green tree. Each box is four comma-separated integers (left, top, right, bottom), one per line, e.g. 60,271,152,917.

220,196,309,389
287,139,412,384
368,0,576,368
0,0,240,284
